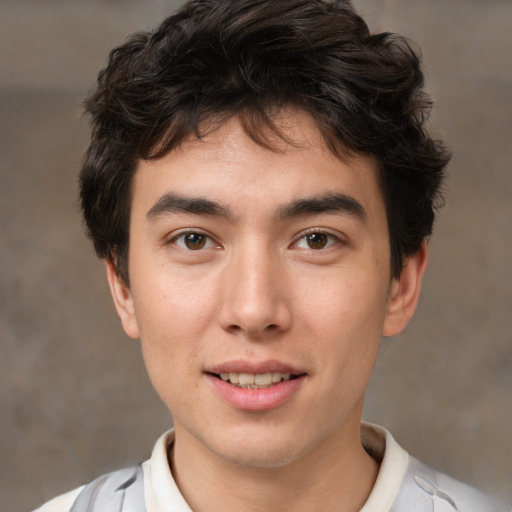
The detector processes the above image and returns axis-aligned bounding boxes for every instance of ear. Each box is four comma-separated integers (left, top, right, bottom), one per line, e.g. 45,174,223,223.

106,260,140,339
382,241,428,337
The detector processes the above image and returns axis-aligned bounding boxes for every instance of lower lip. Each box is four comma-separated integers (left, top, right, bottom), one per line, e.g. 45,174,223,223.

206,374,305,411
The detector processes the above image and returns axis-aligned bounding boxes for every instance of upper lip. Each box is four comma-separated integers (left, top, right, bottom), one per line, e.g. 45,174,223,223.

205,359,306,376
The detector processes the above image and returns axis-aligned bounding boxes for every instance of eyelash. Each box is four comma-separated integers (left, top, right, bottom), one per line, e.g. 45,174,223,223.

292,229,343,251
168,230,220,251
167,228,344,252
170,229,342,252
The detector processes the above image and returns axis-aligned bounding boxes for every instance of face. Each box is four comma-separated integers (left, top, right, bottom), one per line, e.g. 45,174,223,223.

108,111,425,469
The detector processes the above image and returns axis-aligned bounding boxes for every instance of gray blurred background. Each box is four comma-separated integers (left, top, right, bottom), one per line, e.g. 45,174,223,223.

1,0,511,510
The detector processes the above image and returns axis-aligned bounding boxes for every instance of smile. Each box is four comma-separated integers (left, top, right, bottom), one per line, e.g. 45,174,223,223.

207,370,305,411
217,372,294,389
206,361,306,410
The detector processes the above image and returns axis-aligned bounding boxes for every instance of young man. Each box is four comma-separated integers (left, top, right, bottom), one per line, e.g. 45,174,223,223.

34,0,507,511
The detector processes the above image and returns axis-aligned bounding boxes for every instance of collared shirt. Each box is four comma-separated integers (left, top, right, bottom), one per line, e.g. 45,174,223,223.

33,423,507,512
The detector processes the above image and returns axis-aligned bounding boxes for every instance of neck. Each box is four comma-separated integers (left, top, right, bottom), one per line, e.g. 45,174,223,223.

170,416,379,512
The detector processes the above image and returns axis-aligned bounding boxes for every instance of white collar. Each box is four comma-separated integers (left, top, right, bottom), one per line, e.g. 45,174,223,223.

144,422,409,512
360,422,409,512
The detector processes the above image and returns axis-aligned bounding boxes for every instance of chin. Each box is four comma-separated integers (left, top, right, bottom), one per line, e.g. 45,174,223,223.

217,442,306,469
203,423,318,469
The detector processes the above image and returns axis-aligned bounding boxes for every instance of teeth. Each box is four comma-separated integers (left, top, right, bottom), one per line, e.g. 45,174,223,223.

238,373,255,385
272,372,282,383
255,373,272,386
218,371,294,387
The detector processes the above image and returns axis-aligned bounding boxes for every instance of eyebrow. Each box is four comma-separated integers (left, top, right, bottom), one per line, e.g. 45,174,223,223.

146,191,366,223
275,193,366,222
146,193,232,220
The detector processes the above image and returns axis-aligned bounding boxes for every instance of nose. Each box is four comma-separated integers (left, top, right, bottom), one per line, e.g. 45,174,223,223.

217,245,292,339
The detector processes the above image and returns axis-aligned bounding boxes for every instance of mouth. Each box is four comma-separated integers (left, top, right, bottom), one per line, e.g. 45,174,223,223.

210,371,300,389
204,360,308,412
205,364,306,411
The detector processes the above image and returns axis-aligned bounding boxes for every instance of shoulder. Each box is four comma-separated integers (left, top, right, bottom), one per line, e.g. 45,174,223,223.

360,423,509,512
32,465,146,512
31,430,176,512
393,456,508,512
32,487,84,512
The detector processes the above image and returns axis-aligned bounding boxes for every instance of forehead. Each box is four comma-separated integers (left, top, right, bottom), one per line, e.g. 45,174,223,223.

131,110,385,223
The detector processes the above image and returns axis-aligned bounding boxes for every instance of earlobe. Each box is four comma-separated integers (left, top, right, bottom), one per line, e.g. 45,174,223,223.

106,260,141,339
382,241,428,337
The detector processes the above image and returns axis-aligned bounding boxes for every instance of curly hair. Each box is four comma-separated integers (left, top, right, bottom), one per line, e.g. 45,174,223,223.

80,0,450,284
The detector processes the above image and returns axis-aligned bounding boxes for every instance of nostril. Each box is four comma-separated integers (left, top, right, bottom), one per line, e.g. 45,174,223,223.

226,323,279,336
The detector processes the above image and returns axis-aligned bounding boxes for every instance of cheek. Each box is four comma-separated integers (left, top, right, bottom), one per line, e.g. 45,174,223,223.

132,264,219,340
299,272,388,343
293,277,386,431
129,272,219,396
296,269,388,398
135,288,206,412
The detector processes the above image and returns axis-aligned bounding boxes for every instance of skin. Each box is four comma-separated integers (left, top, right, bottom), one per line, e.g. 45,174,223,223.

107,110,427,512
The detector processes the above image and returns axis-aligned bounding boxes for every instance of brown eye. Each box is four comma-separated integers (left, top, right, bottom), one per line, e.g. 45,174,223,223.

306,232,328,249
171,231,220,253
184,233,207,250
294,231,340,251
